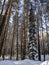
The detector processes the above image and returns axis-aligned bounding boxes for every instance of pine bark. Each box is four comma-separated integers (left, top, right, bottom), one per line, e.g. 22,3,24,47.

0,0,12,56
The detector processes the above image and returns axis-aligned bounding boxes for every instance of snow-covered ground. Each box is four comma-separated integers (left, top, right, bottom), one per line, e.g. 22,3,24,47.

41,55,49,61
0,59,49,65
0,59,41,65
0,55,49,65
0,60,15,65
14,59,42,65
41,61,49,65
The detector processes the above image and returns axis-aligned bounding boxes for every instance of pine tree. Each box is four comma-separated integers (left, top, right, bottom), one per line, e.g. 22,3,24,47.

21,0,28,60
28,4,37,60
0,0,12,56
10,1,19,60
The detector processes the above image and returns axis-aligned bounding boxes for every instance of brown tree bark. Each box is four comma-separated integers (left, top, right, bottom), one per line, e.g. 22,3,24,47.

0,0,12,56
21,21,25,60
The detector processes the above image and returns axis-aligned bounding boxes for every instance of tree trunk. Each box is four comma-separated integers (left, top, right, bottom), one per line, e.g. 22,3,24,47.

21,21,26,60
0,0,12,56
1,0,6,15
37,17,41,61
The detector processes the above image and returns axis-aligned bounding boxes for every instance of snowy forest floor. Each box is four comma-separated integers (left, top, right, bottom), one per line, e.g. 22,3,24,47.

0,59,49,65
0,55,49,65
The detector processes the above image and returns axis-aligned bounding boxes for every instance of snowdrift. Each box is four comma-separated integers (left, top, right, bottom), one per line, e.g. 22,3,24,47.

40,61,49,65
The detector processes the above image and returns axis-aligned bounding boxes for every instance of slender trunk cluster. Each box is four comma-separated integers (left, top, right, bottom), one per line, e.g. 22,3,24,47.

0,0,12,57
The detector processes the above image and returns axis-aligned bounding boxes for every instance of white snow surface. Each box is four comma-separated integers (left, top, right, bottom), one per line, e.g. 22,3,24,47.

0,60,15,65
0,59,49,65
0,59,41,65
14,59,41,65
40,61,49,65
